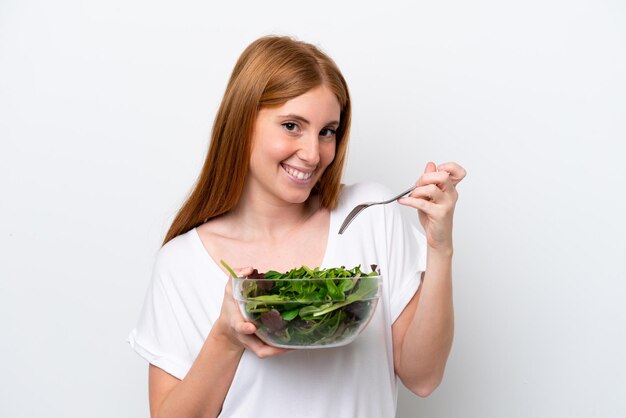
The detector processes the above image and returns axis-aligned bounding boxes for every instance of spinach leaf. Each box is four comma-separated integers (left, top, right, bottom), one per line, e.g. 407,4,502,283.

229,263,381,347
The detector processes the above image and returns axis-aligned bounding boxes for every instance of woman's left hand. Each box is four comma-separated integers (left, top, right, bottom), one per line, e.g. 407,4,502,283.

398,161,466,252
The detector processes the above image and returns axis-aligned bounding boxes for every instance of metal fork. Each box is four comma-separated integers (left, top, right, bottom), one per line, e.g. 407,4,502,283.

338,185,416,234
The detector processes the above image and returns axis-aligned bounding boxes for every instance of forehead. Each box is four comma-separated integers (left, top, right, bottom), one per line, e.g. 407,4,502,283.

260,86,341,123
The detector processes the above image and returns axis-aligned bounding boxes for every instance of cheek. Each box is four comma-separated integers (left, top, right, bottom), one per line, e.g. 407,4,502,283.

270,142,295,162
255,136,291,163
320,141,337,166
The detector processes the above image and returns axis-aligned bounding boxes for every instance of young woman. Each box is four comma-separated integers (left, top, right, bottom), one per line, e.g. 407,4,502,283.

129,35,466,418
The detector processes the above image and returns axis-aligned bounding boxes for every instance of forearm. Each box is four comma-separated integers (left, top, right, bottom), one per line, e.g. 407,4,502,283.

156,323,243,418
397,248,454,396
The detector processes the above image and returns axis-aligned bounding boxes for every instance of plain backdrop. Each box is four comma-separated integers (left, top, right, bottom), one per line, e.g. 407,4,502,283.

1,0,625,417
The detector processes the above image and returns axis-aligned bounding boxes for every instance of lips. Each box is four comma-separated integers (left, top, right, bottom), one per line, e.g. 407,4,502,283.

281,163,314,181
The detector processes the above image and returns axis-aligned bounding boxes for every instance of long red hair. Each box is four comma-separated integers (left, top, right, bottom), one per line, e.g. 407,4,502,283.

163,36,352,245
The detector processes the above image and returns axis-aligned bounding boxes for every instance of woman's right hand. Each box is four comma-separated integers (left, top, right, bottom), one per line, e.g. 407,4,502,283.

213,266,292,359
150,266,288,418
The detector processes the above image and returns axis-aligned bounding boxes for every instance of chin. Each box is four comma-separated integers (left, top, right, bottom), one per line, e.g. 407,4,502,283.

279,187,315,205
284,192,312,204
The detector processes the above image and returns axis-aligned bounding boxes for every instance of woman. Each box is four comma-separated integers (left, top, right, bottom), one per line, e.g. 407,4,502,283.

129,35,466,418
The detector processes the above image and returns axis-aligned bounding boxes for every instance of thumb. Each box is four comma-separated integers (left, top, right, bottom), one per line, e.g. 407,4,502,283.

424,161,437,173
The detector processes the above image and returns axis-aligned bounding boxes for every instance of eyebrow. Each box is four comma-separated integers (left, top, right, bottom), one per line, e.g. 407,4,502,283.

278,114,340,127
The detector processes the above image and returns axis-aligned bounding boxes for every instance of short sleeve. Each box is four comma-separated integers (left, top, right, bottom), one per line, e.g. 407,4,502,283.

384,203,428,323
127,256,194,380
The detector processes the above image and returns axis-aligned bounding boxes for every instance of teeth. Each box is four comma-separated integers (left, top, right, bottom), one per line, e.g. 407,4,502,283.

284,165,313,180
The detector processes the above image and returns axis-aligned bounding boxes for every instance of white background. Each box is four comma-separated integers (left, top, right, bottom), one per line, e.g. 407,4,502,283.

1,0,625,417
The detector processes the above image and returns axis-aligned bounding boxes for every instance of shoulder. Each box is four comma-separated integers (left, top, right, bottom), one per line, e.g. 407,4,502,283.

153,229,201,277
150,228,225,297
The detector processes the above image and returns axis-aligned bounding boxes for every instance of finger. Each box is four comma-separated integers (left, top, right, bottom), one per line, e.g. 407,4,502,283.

250,341,292,359
234,266,254,277
424,161,437,174
227,294,257,334
436,162,467,186
255,346,293,359
235,320,257,335
417,171,452,190
409,184,444,202
238,333,272,356
398,195,437,212
238,331,292,358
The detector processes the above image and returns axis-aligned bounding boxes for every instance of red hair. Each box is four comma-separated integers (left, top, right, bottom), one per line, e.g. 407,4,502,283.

163,36,351,245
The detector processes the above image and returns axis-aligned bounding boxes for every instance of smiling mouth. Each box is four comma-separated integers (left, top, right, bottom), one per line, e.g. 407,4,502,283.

282,164,314,181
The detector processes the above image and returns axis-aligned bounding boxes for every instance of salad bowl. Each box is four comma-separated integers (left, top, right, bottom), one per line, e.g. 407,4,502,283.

230,266,382,349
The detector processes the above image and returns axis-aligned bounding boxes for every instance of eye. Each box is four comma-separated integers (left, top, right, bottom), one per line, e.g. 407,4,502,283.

319,127,337,140
282,122,300,134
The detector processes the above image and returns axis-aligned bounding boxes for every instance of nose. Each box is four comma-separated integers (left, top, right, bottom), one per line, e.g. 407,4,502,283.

296,133,320,166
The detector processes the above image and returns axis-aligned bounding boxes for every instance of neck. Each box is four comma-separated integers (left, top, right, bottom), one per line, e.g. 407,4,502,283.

227,192,320,242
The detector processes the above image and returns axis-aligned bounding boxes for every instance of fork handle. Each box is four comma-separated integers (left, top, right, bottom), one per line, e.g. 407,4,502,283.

385,185,417,203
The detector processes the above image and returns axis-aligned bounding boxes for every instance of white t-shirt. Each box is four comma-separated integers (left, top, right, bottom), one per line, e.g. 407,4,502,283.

128,182,427,418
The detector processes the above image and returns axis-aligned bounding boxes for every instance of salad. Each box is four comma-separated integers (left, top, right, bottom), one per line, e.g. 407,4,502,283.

224,261,382,348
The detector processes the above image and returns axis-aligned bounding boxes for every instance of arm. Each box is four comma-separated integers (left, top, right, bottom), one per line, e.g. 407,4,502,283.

392,250,454,397
392,161,466,397
150,270,290,418
149,326,243,418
